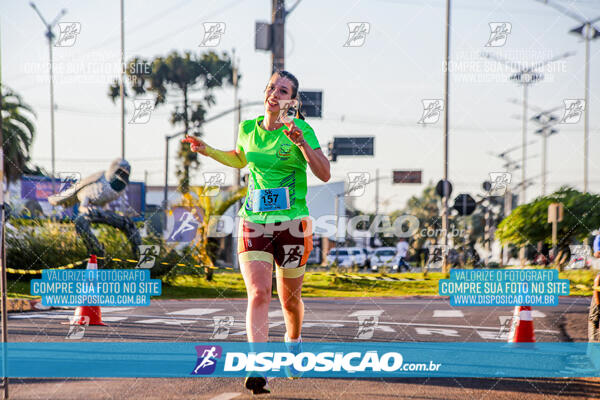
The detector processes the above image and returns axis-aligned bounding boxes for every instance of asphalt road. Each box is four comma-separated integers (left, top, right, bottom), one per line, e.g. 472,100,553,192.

5,296,598,399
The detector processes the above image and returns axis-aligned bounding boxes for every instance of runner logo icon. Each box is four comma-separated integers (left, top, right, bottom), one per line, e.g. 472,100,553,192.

281,245,304,269
191,345,222,375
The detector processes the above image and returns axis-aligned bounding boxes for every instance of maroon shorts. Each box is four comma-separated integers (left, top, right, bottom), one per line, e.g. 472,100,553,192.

237,217,313,276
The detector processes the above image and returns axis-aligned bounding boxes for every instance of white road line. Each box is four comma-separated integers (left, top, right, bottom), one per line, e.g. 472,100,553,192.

300,319,559,334
415,327,460,337
7,314,560,334
433,310,464,318
209,393,241,400
365,301,446,305
134,318,197,325
9,313,69,319
101,317,128,322
348,310,384,317
532,310,546,318
102,307,134,313
230,321,285,336
477,330,509,340
268,309,283,318
167,308,222,316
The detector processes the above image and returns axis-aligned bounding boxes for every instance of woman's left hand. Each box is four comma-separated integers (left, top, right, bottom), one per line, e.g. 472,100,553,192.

283,122,306,147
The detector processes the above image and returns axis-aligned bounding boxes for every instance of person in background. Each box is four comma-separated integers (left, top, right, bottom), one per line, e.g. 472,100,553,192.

590,229,600,341
396,238,411,272
593,229,600,259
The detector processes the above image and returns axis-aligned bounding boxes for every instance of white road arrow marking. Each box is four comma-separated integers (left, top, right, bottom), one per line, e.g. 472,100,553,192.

167,308,222,316
135,318,196,325
415,328,460,337
477,330,508,340
433,310,464,318
532,310,546,318
348,310,384,317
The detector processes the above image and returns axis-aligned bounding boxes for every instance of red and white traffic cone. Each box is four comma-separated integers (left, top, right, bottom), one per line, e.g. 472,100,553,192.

508,305,535,343
70,255,106,326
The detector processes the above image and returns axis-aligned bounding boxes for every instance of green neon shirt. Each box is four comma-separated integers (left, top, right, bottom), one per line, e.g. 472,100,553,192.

236,115,321,224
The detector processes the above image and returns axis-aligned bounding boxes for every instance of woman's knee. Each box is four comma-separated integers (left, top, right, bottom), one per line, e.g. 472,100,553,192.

281,294,303,313
248,286,271,306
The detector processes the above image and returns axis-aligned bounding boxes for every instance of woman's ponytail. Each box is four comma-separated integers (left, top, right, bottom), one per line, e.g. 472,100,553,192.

295,98,305,120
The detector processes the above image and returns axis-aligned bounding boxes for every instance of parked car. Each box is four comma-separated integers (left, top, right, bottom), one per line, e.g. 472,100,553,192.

370,247,397,271
348,247,368,268
327,248,353,267
362,248,372,268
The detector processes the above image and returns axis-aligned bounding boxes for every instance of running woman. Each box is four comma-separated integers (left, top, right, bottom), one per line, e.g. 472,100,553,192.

183,70,330,394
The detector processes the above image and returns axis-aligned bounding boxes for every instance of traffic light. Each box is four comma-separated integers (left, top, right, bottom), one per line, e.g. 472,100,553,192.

327,141,337,162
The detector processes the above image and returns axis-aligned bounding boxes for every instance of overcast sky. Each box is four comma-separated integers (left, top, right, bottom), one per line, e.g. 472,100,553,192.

2,0,600,212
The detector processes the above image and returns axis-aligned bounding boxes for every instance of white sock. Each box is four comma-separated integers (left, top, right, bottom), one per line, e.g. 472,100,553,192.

285,333,301,343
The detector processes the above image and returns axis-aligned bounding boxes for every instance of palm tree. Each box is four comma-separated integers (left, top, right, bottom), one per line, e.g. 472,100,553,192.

179,185,246,280
1,87,37,184
108,51,235,193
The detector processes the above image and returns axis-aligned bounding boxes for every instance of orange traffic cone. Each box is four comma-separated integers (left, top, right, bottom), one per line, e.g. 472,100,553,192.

71,255,107,326
508,305,535,342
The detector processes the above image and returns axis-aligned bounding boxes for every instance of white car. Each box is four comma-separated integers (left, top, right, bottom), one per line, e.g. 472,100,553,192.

327,248,353,267
370,247,397,271
348,247,368,268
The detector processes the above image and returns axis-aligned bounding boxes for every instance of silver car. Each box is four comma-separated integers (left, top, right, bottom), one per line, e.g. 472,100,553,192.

370,247,397,271
327,248,353,268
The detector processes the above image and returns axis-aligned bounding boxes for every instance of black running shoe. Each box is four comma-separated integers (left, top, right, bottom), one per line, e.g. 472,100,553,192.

244,375,270,395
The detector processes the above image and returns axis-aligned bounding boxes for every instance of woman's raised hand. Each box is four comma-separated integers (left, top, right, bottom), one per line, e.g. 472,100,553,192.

282,121,306,147
182,136,209,156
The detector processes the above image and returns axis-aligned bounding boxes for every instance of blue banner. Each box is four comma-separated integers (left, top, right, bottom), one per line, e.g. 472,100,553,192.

0,342,599,378
439,269,570,306
30,269,161,307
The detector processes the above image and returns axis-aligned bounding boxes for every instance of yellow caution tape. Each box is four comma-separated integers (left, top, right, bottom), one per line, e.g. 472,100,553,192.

7,256,234,275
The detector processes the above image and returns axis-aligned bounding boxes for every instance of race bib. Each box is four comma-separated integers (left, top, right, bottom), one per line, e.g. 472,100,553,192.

252,187,290,212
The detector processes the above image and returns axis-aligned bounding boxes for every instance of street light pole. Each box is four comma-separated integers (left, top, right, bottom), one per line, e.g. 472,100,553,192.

482,51,574,203
521,83,528,203
120,0,126,159
441,0,451,274
232,49,240,270
30,3,66,183
535,1,600,193
584,29,590,193
0,25,9,400
271,0,285,73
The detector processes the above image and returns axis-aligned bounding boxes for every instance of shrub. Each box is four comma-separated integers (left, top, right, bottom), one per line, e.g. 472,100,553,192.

6,218,199,280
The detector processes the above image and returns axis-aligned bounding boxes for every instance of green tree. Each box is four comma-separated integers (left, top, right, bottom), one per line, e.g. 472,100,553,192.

496,187,600,263
108,51,235,192
1,87,38,184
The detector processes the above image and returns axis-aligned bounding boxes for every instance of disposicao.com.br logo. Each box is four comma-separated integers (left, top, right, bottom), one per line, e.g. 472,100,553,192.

190,345,441,376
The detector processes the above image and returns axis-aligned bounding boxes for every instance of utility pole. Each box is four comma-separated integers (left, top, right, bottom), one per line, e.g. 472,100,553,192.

0,25,8,400
30,3,66,184
509,99,562,197
271,0,285,73
535,126,558,195
120,0,126,158
521,84,528,203
482,51,573,204
375,168,379,215
535,0,600,193
441,0,451,274
232,49,241,188
232,49,240,270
